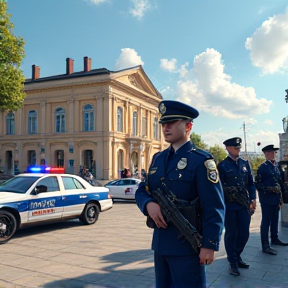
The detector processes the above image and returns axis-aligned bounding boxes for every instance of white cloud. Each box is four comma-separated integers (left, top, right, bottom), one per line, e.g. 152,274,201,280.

264,119,273,125
115,48,144,70
201,129,279,151
175,48,272,119
160,58,177,72
245,8,288,74
85,0,108,5
129,0,150,20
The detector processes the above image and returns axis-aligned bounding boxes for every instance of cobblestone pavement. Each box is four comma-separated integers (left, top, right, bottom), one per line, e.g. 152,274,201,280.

1,201,288,288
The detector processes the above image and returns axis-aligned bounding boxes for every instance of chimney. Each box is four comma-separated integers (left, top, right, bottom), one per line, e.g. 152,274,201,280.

66,58,74,75
84,56,91,72
32,65,40,80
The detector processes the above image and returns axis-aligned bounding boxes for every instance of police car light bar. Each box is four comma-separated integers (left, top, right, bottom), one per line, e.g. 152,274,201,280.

27,166,65,174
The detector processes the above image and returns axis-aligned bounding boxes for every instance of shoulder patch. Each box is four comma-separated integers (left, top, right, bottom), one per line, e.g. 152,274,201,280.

204,159,219,183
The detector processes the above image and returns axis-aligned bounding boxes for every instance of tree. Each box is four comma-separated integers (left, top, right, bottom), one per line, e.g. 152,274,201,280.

208,145,227,164
190,132,209,150
248,154,266,177
0,1,26,111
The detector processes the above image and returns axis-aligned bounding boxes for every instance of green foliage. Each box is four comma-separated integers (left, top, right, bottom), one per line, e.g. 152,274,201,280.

190,132,209,150
0,1,26,111
208,145,227,164
248,154,266,176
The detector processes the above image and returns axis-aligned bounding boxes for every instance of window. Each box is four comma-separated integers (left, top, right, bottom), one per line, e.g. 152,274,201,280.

153,116,159,140
28,150,36,166
142,111,147,137
117,107,123,132
83,104,94,131
55,107,65,133
6,111,15,135
132,111,138,136
28,110,37,134
62,177,84,190
37,177,59,192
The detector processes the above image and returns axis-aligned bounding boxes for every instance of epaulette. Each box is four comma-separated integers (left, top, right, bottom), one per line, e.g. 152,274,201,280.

189,148,212,159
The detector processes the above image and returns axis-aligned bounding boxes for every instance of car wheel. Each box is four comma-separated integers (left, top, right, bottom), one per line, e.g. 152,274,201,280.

79,203,99,225
0,211,17,245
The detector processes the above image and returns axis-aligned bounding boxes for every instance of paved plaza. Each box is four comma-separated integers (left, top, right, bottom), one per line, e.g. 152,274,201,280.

1,201,288,288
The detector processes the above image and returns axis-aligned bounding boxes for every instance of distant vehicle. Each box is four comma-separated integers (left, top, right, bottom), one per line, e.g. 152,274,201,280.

0,171,113,244
105,178,141,201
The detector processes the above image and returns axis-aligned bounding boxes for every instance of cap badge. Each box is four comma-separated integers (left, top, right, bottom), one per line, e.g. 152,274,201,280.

177,158,187,170
159,103,166,115
236,138,240,143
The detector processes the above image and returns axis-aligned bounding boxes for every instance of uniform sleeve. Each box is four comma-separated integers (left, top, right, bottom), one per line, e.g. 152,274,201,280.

247,160,256,201
255,165,266,192
135,182,154,216
196,158,225,251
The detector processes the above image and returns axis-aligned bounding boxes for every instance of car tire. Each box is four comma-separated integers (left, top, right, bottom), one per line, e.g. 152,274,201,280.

0,210,17,245
79,203,99,225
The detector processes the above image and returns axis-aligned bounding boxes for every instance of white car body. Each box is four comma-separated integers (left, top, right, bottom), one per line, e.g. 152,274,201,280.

105,178,141,200
0,173,113,242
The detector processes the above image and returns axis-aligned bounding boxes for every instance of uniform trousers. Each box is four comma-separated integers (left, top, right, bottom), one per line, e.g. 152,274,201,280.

154,252,206,288
260,203,279,246
224,207,251,264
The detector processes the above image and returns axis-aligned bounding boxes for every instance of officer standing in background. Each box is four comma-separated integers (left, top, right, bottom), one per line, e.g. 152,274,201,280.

135,100,225,288
217,137,256,276
255,144,288,256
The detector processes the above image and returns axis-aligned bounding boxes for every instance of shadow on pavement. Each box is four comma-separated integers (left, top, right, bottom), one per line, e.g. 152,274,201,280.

43,249,154,288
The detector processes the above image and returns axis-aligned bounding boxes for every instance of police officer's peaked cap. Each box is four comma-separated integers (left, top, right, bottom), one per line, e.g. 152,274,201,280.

158,100,199,124
262,144,279,152
223,137,242,147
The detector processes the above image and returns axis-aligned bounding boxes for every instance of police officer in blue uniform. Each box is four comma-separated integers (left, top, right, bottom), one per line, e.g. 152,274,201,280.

255,144,288,256
135,100,225,288
217,137,256,276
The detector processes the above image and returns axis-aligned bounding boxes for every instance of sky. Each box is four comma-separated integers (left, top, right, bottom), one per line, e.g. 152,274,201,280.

6,0,288,152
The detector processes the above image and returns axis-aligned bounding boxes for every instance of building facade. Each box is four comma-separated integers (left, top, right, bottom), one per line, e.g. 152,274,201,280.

0,57,166,180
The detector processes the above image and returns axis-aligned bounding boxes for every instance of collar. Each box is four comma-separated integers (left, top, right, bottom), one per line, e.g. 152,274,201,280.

172,141,193,155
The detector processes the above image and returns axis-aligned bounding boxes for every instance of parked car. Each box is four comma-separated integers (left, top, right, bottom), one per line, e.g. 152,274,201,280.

0,172,113,244
105,178,141,201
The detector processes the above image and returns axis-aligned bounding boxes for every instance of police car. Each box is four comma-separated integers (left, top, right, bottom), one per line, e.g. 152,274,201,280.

0,167,113,244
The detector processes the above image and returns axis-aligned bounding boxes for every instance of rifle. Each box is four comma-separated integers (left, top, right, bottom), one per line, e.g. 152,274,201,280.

147,184,202,254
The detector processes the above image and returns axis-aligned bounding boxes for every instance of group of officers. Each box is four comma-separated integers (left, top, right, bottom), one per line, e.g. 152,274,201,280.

135,99,288,288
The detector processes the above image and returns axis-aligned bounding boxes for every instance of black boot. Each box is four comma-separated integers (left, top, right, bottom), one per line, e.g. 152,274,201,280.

237,257,249,269
229,263,240,276
262,245,277,255
271,238,288,246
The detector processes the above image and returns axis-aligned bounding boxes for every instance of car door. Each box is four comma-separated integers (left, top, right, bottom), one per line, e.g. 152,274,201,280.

60,176,88,218
28,176,64,223
123,179,139,199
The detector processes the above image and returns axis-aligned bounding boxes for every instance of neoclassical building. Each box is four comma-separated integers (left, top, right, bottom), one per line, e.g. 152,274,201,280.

0,57,167,180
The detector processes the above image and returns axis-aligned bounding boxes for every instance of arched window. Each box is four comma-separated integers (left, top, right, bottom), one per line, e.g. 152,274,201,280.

55,107,65,133
6,111,15,135
28,110,37,134
117,107,123,132
132,111,138,136
83,104,94,131
153,116,159,140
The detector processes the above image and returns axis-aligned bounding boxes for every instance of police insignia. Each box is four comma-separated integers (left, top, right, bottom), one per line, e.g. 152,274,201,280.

204,159,219,183
243,166,247,172
159,103,166,115
177,158,187,170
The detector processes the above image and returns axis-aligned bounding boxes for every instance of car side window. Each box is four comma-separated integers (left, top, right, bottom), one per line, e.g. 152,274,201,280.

37,176,59,192
62,177,85,190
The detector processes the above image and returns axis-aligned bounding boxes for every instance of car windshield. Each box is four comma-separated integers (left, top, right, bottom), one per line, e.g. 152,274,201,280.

105,180,118,186
0,176,40,193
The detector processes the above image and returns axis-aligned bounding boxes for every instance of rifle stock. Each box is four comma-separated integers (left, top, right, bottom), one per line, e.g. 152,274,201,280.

148,187,202,254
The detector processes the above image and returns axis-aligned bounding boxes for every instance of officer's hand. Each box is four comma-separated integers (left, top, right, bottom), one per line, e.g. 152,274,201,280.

249,200,256,215
199,248,215,265
146,202,167,228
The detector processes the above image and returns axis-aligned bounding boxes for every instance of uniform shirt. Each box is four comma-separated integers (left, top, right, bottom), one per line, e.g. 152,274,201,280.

135,141,225,256
217,156,256,210
256,160,285,205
